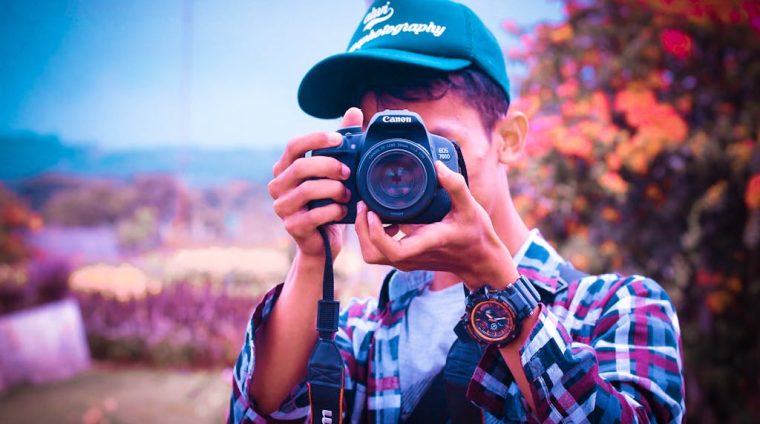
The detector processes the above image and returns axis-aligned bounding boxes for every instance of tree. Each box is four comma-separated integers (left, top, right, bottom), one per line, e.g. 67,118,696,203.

43,181,138,227
506,1,760,421
0,183,42,264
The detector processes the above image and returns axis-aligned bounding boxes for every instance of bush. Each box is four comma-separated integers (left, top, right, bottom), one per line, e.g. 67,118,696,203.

75,280,259,369
0,183,41,264
505,0,760,421
0,259,71,315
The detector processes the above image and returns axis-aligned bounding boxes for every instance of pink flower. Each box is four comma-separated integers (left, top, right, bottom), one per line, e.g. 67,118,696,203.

660,28,693,59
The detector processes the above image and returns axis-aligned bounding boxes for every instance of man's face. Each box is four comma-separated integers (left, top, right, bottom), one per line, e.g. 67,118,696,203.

360,91,509,216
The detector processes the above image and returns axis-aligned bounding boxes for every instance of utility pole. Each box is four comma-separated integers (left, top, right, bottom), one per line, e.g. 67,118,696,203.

173,0,193,243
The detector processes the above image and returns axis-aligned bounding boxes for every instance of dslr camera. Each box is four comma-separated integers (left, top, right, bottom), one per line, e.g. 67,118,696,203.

308,110,468,224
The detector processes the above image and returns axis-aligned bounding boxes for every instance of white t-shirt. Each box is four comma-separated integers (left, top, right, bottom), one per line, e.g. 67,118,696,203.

398,280,465,420
394,229,540,419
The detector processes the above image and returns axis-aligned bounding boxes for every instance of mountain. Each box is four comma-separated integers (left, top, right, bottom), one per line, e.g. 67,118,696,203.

0,133,280,186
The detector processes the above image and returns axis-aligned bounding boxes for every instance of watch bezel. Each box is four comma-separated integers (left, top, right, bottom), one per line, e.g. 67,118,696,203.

465,289,520,347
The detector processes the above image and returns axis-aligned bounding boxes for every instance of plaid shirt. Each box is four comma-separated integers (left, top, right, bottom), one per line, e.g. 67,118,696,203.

229,230,685,423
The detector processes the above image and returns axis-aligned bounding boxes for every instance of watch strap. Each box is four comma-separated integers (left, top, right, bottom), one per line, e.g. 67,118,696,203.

500,274,541,321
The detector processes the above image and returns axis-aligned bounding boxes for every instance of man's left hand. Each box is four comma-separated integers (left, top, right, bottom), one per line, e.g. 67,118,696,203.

355,161,519,289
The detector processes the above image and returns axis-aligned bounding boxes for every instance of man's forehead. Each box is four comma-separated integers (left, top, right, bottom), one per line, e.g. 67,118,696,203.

360,90,471,120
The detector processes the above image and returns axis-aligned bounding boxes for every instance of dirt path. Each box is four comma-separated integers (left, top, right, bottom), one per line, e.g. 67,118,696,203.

0,364,231,423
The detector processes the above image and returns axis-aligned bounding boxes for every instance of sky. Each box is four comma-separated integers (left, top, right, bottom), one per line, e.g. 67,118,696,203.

0,0,563,149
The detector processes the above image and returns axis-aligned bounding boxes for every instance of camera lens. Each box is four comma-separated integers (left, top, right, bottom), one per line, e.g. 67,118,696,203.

367,149,427,210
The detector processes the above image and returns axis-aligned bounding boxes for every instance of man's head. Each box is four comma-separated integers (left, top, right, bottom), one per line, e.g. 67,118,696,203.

299,0,528,216
355,66,510,134
298,0,511,120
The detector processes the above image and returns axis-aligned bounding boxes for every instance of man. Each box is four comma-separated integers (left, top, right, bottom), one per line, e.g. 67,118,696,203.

229,0,685,422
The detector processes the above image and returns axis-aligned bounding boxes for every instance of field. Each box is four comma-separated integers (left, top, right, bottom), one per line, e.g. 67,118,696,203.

0,364,231,424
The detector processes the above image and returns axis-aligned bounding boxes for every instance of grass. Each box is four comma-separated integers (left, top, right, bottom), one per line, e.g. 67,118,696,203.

0,363,231,423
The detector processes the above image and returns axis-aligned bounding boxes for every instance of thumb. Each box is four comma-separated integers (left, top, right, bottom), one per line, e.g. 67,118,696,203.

340,107,364,130
435,161,472,210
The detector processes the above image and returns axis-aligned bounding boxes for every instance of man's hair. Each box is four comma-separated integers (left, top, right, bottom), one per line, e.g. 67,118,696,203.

355,67,510,133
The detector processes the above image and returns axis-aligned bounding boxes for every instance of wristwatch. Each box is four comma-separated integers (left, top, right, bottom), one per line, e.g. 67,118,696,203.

463,275,541,347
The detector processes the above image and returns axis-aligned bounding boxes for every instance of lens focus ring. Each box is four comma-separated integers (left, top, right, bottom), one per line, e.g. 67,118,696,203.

366,149,427,210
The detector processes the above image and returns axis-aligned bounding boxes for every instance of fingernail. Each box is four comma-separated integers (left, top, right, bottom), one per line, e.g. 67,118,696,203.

357,201,365,213
343,188,352,201
328,132,343,145
341,164,351,179
435,160,448,173
341,205,348,216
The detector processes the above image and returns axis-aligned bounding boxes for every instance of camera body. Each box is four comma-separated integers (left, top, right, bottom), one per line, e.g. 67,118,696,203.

308,110,467,224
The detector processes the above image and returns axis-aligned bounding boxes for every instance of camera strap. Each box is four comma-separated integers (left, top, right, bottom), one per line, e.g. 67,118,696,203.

307,226,344,424
452,141,469,186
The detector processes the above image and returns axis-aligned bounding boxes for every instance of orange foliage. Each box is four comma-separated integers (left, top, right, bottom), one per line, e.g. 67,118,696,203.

599,171,628,194
524,114,563,156
512,193,552,229
645,184,665,202
556,132,594,161
706,290,733,314
600,240,617,256
589,91,611,122
506,0,760,419
746,174,760,210
0,183,43,263
550,23,574,43
606,153,622,171
611,87,688,172
601,207,621,222
728,140,757,169
704,181,728,208
614,88,687,143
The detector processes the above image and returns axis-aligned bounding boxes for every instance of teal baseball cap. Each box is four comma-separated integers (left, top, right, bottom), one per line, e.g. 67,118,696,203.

298,0,510,119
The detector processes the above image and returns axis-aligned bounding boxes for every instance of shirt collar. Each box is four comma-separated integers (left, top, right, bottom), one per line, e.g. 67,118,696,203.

381,229,571,310
512,228,570,298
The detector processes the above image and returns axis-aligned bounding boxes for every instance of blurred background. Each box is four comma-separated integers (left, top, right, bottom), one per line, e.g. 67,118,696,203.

1,0,758,422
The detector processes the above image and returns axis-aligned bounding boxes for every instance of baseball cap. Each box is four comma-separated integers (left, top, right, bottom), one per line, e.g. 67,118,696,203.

298,0,510,119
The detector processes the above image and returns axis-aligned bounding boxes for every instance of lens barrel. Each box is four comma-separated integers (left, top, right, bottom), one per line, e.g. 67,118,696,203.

357,138,437,221
366,149,427,210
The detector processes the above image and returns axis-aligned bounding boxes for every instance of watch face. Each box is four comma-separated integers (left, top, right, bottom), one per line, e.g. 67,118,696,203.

469,299,517,343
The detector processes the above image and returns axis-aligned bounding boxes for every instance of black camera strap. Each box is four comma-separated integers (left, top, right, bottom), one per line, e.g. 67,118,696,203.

306,140,468,423
307,226,344,424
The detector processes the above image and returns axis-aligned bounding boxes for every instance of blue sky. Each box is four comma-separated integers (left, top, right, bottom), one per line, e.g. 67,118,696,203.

0,0,563,149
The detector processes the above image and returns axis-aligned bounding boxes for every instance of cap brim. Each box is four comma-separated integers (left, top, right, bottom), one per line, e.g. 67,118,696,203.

298,48,471,119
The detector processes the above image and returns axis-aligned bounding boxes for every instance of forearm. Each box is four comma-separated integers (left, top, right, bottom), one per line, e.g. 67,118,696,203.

512,308,649,422
477,250,682,422
498,307,539,411
250,251,324,414
496,293,683,423
486,248,540,410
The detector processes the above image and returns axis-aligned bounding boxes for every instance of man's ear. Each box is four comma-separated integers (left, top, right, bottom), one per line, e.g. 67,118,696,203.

494,111,529,164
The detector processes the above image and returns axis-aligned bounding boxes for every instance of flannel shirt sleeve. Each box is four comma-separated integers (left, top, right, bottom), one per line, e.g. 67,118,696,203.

228,283,375,424
470,276,685,423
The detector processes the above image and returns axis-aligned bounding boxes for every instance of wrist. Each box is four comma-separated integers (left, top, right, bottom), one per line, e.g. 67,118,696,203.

297,244,341,265
287,251,329,295
296,249,328,268
472,238,519,289
500,305,540,354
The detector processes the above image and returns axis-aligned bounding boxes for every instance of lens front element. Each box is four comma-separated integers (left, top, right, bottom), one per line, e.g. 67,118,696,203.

367,149,427,210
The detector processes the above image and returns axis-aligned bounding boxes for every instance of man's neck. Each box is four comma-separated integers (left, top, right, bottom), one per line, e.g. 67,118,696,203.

430,192,530,291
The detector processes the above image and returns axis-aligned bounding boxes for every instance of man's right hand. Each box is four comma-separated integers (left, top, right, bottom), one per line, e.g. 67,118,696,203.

252,108,364,415
267,107,364,260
